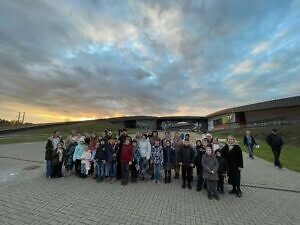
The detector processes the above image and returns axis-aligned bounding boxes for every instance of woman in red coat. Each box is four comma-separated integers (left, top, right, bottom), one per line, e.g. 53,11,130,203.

120,137,133,185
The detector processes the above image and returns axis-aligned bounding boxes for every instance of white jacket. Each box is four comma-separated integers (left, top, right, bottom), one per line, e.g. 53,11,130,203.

139,139,151,160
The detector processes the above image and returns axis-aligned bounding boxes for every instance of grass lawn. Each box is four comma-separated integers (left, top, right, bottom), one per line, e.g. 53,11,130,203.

210,125,300,172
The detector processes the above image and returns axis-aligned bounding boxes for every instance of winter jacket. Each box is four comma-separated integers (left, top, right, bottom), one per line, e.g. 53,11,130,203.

194,145,205,167
52,148,65,166
106,144,114,163
65,143,76,166
133,145,141,164
221,144,243,172
151,145,164,164
163,146,175,168
163,146,175,163
266,133,283,150
95,144,108,161
45,140,53,160
202,154,219,180
81,150,92,161
178,144,194,168
244,135,257,147
113,143,120,162
216,156,228,175
139,139,151,160
173,137,182,164
73,144,86,161
120,144,134,164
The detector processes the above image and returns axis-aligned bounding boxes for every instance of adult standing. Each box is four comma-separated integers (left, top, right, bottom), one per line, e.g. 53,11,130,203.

178,138,195,189
243,130,257,159
173,131,182,179
51,130,62,150
266,129,284,169
65,130,78,149
221,135,243,198
117,129,128,179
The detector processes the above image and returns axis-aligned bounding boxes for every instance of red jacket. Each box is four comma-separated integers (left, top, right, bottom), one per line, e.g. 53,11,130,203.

120,144,134,164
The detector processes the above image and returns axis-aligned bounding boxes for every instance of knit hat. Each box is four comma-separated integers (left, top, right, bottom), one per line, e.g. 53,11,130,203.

79,137,85,143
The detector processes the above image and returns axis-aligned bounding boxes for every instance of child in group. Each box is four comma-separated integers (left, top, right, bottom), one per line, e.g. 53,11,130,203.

139,134,151,181
195,140,205,191
120,137,133,185
151,139,163,184
80,146,92,178
73,138,86,177
95,139,107,182
163,140,174,183
106,138,118,183
131,139,141,183
64,140,77,176
45,139,53,179
51,142,65,178
111,138,120,182
215,149,228,194
202,145,219,200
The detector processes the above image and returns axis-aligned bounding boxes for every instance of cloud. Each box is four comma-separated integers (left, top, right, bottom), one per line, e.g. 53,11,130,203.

231,60,254,74
251,41,271,55
0,0,299,123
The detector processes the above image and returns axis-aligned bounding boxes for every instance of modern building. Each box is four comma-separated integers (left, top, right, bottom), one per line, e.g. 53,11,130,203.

206,96,300,131
109,116,208,132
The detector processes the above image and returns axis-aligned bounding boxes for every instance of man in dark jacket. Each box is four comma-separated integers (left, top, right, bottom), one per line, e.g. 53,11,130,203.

222,135,243,198
179,139,195,189
243,130,257,159
266,129,284,169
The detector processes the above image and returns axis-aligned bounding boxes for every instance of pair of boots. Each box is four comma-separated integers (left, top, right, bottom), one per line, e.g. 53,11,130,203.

164,170,171,183
229,186,242,198
208,193,220,200
182,180,192,189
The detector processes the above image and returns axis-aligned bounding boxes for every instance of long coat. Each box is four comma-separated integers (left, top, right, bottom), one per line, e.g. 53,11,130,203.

221,144,243,173
202,154,219,180
163,146,175,170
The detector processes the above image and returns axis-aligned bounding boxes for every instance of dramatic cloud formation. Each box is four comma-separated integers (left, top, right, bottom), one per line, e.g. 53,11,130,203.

0,0,299,123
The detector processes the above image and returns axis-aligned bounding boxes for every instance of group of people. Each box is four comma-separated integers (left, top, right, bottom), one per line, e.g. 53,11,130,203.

45,128,247,200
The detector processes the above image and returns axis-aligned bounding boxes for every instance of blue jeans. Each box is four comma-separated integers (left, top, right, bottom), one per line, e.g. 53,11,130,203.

97,161,105,178
247,145,254,157
108,162,116,177
46,160,52,177
154,163,161,181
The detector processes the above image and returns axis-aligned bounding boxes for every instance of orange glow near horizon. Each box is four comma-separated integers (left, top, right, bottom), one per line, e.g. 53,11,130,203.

0,100,216,124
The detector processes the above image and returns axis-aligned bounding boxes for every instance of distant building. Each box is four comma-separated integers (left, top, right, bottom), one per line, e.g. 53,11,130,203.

206,96,300,131
109,116,208,132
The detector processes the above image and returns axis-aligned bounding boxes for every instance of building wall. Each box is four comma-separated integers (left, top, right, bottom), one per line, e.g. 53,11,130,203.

245,106,300,123
136,120,157,130
208,113,236,131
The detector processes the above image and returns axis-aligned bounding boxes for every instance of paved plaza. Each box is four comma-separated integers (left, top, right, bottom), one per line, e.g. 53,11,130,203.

0,135,300,225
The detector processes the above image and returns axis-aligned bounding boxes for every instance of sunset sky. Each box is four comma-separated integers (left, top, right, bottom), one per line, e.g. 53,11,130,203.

0,0,299,123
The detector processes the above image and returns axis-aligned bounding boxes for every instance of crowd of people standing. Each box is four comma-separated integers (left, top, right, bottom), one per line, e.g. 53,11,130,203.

45,128,249,200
